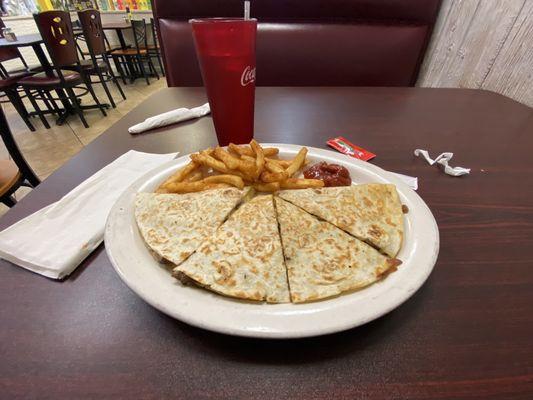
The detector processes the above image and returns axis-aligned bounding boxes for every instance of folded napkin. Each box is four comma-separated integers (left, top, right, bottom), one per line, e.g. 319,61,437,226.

414,149,471,176
128,103,210,135
0,150,177,279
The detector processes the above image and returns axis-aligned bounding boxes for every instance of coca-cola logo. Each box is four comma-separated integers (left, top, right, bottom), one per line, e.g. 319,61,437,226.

240,66,256,86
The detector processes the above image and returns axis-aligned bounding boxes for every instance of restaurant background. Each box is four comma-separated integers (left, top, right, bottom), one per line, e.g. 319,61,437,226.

2,0,532,107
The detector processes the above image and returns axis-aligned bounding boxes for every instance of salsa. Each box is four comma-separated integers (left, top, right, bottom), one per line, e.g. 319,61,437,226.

303,162,352,187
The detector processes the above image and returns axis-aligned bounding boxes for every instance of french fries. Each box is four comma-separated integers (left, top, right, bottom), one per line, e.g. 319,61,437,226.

190,153,245,178
157,140,324,194
165,181,232,194
266,158,291,168
185,170,203,182
240,155,256,163
260,170,288,183
263,148,279,157
286,148,308,177
227,143,244,156
280,178,324,189
213,147,256,179
253,182,281,192
156,161,199,192
250,140,265,180
265,160,285,174
228,143,279,157
202,174,245,189
213,147,241,170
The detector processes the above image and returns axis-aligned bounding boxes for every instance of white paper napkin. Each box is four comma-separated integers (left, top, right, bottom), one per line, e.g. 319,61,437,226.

128,103,210,135
0,150,178,279
390,172,418,190
414,149,470,176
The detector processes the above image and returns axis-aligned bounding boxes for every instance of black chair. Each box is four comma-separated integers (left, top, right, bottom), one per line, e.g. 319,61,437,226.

147,17,165,76
18,11,108,129
111,19,159,85
74,9,126,108
0,105,40,207
71,19,87,60
75,20,129,85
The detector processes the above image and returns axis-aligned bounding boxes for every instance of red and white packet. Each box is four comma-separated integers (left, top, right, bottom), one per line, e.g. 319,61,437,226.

327,136,418,190
327,136,376,161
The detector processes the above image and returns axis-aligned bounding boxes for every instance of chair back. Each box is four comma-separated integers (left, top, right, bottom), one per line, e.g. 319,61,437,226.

77,9,107,56
152,0,441,87
131,19,148,52
33,11,79,68
0,106,40,187
149,17,159,49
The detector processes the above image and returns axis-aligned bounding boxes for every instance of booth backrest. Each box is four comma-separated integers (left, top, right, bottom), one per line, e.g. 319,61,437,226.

152,0,441,87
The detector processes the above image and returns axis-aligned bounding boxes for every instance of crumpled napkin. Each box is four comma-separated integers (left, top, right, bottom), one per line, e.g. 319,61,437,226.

414,149,471,176
0,150,178,279
128,103,210,134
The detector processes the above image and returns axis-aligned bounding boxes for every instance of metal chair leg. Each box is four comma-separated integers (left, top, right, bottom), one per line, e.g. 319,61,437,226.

109,69,126,101
44,91,61,114
137,55,150,85
83,75,107,117
155,51,165,76
5,89,35,132
112,56,127,85
65,87,88,128
1,195,17,208
146,57,156,77
96,70,116,108
23,87,50,129
127,56,137,84
147,56,159,80
104,57,126,100
39,89,54,113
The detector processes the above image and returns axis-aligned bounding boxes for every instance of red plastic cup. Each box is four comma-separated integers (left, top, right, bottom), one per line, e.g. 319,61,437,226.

190,18,257,146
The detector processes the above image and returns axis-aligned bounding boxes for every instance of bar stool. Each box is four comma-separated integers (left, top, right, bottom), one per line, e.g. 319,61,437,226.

76,9,126,108
147,18,165,76
0,105,40,207
111,19,159,85
18,11,108,128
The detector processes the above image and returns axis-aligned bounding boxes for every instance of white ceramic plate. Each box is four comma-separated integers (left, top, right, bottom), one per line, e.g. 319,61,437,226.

105,144,439,338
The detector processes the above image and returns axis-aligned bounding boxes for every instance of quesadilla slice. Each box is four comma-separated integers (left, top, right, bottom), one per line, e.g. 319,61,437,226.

278,184,404,257
174,195,290,303
135,187,247,266
275,197,401,303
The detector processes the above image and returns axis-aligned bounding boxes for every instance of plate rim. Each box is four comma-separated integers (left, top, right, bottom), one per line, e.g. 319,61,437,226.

105,144,440,338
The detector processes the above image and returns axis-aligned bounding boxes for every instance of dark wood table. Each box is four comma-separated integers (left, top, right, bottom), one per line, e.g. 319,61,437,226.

0,34,46,61
102,20,152,47
1,87,532,399
102,21,133,49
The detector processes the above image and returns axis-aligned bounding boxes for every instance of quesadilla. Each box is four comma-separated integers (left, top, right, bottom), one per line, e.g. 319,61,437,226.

278,184,404,257
275,197,401,303
135,188,247,266
174,195,290,303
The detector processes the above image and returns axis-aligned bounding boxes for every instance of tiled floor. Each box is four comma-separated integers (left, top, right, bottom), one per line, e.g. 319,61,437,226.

0,76,167,218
